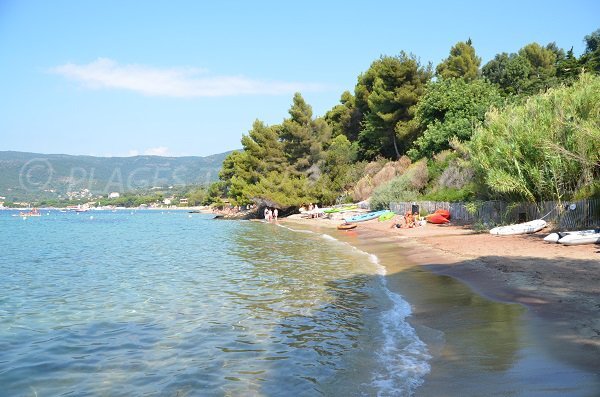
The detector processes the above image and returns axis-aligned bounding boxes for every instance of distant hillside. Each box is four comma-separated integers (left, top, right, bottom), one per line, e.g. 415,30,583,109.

0,150,233,202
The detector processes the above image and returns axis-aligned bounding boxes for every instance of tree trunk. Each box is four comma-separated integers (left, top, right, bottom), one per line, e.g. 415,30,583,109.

392,130,400,159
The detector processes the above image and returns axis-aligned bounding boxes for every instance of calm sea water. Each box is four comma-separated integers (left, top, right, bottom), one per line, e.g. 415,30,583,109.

0,210,430,396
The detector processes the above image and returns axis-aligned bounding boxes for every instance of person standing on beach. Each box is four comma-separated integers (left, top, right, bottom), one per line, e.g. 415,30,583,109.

273,208,278,221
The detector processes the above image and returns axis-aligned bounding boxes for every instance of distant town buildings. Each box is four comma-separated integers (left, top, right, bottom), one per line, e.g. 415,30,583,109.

108,192,120,199
66,188,93,200
66,189,92,200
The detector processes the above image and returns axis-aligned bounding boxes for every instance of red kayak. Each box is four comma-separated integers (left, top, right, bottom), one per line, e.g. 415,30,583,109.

426,213,450,224
434,209,451,220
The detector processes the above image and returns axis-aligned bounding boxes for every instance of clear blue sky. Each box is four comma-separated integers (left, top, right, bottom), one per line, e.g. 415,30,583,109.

1,0,598,157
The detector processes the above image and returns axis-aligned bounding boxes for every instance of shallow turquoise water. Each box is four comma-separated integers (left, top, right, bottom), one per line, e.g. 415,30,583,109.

0,210,430,396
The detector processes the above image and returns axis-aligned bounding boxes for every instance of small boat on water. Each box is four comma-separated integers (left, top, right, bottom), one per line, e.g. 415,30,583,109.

13,208,41,217
344,210,389,223
489,219,546,235
543,229,600,243
337,223,357,230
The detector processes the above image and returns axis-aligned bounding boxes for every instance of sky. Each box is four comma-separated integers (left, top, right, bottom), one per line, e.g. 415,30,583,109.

0,0,598,158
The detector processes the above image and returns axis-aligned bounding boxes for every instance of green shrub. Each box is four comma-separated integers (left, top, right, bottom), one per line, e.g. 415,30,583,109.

421,185,475,202
469,73,600,201
370,160,428,209
572,180,600,199
352,157,411,202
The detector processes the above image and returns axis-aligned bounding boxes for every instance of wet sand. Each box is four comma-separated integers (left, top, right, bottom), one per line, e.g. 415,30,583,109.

281,214,600,396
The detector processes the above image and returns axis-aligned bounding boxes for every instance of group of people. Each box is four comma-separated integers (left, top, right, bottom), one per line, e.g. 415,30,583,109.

390,211,424,229
264,207,279,222
298,203,324,219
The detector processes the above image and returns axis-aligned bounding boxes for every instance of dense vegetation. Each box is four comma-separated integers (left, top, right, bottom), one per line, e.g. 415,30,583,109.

214,30,600,209
470,74,600,202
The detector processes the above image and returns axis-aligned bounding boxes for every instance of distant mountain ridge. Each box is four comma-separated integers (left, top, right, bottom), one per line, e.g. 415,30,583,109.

0,150,233,201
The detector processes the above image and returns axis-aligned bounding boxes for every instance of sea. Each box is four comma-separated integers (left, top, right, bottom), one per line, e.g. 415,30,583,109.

0,210,431,396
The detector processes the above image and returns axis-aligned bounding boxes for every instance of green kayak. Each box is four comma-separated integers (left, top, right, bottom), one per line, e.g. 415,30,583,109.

378,211,396,221
323,205,358,214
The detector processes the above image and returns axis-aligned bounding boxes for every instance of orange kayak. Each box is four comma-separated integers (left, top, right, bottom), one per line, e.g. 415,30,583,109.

337,223,357,230
426,213,450,224
434,209,451,219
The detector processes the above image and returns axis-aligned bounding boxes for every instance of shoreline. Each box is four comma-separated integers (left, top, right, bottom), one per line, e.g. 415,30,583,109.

0,206,212,211
281,214,600,394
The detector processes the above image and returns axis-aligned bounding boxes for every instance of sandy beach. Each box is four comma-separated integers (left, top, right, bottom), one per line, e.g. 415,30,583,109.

282,213,600,395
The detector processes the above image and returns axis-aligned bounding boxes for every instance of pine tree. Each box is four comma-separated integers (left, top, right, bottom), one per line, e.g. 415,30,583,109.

580,28,600,73
280,93,330,174
436,39,482,81
355,53,432,160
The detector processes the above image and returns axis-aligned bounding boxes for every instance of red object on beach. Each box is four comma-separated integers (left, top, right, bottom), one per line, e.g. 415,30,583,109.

434,209,451,219
337,223,357,230
426,213,450,224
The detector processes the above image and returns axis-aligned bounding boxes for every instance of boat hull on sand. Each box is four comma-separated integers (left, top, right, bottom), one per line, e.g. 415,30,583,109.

557,232,600,245
324,205,358,214
434,209,451,220
344,210,389,223
543,229,599,243
378,211,396,221
426,213,450,224
489,219,546,235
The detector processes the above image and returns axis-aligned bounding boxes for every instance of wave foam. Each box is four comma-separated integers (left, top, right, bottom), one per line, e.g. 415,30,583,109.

370,254,431,395
276,223,431,394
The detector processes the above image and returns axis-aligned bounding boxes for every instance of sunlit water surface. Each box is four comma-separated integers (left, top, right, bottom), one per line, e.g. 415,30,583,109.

0,210,430,396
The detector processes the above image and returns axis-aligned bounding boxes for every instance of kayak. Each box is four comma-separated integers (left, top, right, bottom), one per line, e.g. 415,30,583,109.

434,209,450,220
543,229,599,243
489,219,547,235
557,231,600,246
344,210,390,223
324,205,358,214
378,211,396,221
337,223,357,230
425,213,450,224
